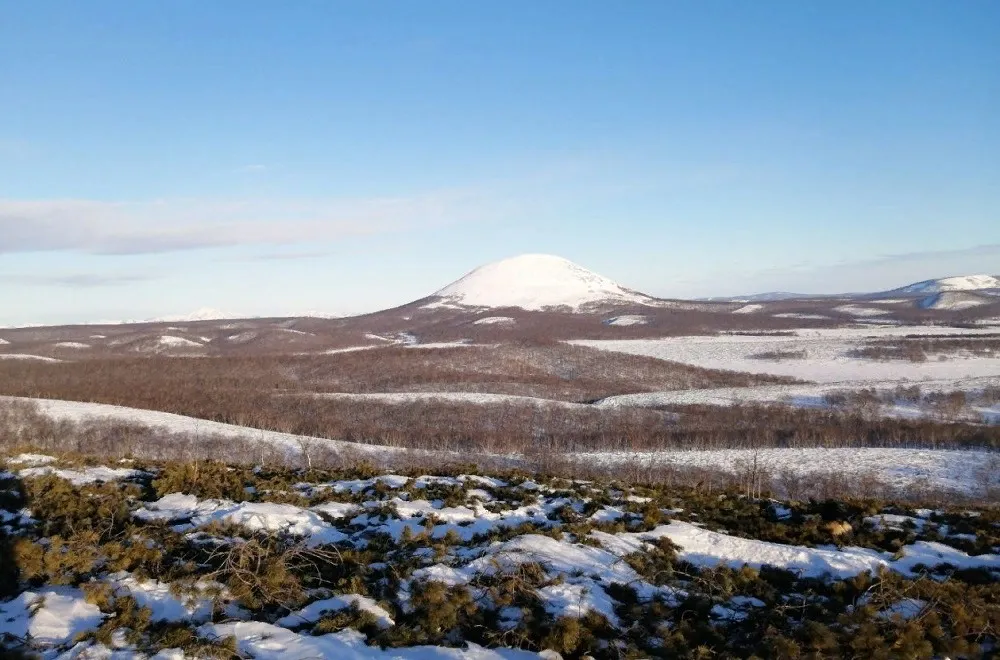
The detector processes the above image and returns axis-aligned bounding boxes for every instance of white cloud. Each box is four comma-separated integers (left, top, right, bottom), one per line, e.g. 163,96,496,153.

0,273,157,287
0,189,489,255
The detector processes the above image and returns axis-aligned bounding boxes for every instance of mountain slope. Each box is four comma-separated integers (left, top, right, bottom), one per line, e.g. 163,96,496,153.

890,274,1000,295
427,254,659,311
918,291,994,311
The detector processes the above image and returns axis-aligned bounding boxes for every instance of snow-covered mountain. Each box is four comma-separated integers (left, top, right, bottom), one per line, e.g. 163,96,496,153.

889,275,1000,295
426,254,659,311
147,308,235,323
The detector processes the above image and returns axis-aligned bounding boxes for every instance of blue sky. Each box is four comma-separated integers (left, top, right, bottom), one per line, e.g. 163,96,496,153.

2,1,998,325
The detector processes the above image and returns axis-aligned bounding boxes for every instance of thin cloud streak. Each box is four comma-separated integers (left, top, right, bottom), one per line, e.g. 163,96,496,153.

683,243,1000,298
0,273,158,288
0,189,491,255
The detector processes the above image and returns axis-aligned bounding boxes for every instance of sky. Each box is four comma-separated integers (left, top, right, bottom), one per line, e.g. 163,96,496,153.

1,1,998,325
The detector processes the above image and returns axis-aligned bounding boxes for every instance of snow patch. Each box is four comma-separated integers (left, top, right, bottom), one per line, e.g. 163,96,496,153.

0,354,62,362
773,313,831,320
599,521,1000,579
473,316,516,326
0,587,104,648
835,305,891,317
605,315,648,326
276,594,394,629
7,453,57,466
200,622,540,659
157,335,202,348
919,291,991,311
136,493,350,546
18,465,144,485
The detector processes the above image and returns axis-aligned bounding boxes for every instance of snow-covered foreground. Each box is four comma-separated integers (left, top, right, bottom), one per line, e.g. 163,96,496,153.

3,456,999,658
571,326,1000,385
570,447,998,496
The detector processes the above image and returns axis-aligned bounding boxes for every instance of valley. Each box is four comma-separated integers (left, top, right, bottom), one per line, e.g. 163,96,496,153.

2,255,1000,658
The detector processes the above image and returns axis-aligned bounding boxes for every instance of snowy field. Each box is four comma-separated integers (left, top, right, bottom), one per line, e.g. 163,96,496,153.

571,326,1000,385
596,378,1000,422
570,447,998,496
0,396,399,460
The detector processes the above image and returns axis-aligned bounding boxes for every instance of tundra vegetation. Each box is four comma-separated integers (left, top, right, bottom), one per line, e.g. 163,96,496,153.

1,409,999,658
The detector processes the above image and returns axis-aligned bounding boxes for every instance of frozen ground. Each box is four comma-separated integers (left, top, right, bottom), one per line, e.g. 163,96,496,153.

571,326,1000,384
6,396,997,494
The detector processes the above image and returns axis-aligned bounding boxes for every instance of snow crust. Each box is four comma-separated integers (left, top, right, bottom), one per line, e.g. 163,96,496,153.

431,254,655,311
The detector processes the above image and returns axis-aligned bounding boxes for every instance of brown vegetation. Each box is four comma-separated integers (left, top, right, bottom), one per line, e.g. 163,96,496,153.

851,335,1000,362
0,343,792,406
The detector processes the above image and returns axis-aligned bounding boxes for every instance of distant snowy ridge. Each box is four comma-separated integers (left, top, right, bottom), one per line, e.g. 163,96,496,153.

429,254,659,312
148,307,236,323
707,274,1000,303
889,274,1000,295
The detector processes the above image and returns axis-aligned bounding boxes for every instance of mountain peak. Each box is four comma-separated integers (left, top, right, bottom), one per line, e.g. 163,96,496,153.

430,254,655,311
